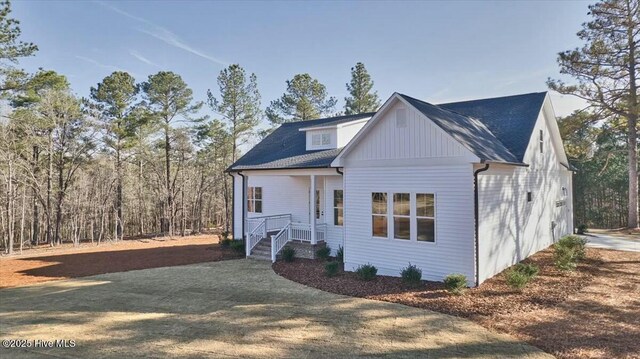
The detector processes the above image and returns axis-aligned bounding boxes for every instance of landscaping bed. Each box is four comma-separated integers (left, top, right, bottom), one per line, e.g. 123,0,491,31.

273,247,640,359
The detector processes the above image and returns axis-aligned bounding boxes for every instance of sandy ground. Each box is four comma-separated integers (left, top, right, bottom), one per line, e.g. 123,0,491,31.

0,260,550,359
0,235,243,289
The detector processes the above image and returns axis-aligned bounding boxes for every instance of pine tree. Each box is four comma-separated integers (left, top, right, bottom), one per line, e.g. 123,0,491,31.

344,62,380,115
548,0,639,228
266,73,336,126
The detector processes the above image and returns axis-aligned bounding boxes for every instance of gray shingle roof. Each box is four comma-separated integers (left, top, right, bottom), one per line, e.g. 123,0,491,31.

228,92,547,171
399,94,521,164
438,92,547,162
228,113,374,171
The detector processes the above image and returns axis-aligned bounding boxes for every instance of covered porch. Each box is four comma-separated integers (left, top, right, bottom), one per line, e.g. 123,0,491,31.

237,169,343,261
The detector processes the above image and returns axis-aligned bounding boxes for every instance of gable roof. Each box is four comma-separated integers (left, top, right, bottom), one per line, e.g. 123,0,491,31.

398,94,521,164
228,113,374,171
438,92,547,162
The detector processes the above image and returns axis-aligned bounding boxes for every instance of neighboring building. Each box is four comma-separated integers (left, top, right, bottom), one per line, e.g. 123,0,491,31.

227,92,574,286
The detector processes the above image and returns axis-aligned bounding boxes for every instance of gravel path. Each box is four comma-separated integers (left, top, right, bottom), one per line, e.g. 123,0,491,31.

0,259,550,358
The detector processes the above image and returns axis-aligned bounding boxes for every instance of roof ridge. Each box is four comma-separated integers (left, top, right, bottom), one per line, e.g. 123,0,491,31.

437,91,547,106
280,112,376,127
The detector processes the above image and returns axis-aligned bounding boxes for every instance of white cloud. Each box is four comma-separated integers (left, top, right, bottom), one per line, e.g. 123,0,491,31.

96,0,227,67
129,50,163,69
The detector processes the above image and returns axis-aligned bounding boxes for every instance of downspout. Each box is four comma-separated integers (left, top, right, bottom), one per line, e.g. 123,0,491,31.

237,171,246,241
335,167,343,175
473,163,490,287
227,172,235,239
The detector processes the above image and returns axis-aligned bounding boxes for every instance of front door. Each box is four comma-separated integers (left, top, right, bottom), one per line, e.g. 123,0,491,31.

315,189,325,223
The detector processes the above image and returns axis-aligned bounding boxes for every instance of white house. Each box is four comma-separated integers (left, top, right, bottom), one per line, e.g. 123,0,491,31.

227,92,574,286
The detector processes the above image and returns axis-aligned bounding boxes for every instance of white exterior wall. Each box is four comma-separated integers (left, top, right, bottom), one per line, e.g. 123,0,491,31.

341,99,478,284
336,121,367,147
344,165,476,283
323,175,345,254
476,102,574,283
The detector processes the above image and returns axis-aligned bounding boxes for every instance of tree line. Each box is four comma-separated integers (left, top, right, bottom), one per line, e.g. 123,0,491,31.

0,1,381,252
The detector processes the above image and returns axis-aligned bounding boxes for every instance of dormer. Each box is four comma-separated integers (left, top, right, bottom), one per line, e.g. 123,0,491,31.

300,117,371,151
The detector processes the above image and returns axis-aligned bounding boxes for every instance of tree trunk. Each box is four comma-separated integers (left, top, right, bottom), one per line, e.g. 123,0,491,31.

46,131,52,245
54,160,63,246
165,124,173,237
626,3,639,229
31,145,40,245
116,146,123,240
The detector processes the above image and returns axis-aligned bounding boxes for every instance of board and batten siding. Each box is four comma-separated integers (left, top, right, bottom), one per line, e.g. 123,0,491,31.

476,103,573,283
341,99,478,283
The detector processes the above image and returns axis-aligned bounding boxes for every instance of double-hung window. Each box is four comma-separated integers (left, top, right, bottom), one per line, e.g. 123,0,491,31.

393,193,410,240
372,192,387,237
334,190,343,226
416,193,435,242
247,187,262,213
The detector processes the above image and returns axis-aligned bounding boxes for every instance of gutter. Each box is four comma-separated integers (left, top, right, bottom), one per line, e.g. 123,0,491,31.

335,167,343,175
473,163,490,287
237,171,246,241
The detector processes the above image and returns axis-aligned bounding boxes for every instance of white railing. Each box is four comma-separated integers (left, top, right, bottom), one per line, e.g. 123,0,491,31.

271,223,291,262
289,222,327,243
246,214,291,235
246,219,266,256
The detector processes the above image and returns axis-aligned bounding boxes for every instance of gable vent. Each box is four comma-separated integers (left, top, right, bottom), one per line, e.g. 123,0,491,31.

396,108,407,128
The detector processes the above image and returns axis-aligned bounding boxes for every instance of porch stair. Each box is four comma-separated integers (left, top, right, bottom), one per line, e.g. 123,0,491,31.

248,238,272,261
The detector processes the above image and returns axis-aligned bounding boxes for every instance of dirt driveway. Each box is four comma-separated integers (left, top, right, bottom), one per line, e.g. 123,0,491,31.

0,260,550,358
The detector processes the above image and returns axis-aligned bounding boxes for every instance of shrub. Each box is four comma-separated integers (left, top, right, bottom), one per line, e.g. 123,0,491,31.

505,269,530,289
220,238,232,247
229,240,245,254
443,274,467,295
401,263,422,287
316,246,331,261
336,246,344,263
514,263,539,278
554,243,578,271
282,246,296,262
577,224,588,235
356,264,377,281
324,261,339,277
558,235,587,260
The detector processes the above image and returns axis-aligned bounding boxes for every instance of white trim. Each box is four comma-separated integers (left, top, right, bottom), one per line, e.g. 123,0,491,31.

298,118,371,132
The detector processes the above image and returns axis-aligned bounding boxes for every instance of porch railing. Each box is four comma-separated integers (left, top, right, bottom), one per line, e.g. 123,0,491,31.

271,223,291,262
246,219,266,256
246,214,291,235
290,222,327,242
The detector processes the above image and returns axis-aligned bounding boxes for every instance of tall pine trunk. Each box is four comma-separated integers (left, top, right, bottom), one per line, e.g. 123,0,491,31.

626,4,638,229
164,123,173,237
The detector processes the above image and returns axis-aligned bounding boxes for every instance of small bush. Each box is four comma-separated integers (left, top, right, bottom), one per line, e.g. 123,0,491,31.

316,246,331,261
220,238,232,247
356,264,377,281
401,263,422,287
324,261,339,277
514,263,539,278
554,243,578,270
336,246,344,263
558,235,587,260
282,246,296,262
505,269,530,290
443,274,467,295
230,240,245,254
577,224,588,235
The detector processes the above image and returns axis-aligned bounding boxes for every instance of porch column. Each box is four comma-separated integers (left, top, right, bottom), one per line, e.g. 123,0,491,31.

310,175,317,245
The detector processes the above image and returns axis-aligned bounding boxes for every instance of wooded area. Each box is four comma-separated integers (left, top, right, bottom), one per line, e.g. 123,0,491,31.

0,1,381,253
0,0,638,254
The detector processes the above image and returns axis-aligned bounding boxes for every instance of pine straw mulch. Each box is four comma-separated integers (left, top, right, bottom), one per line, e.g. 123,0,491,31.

273,248,640,359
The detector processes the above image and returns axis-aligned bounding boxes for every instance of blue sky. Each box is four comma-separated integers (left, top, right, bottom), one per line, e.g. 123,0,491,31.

15,0,591,119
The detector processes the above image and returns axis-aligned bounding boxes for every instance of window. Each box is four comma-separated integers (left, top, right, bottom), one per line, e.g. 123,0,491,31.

393,193,410,240
372,192,387,237
334,190,343,226
416,193,435,242
539,130,543,153
312,134,321,146
321,133,331,145
527,191,532,202
247,187,262,213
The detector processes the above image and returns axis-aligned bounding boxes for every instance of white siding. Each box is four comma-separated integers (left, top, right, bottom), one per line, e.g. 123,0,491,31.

344,165,475,284
476,104,573,283
336,121,367,148
232,174,244,239
246,175,310,223
347,101,476,163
